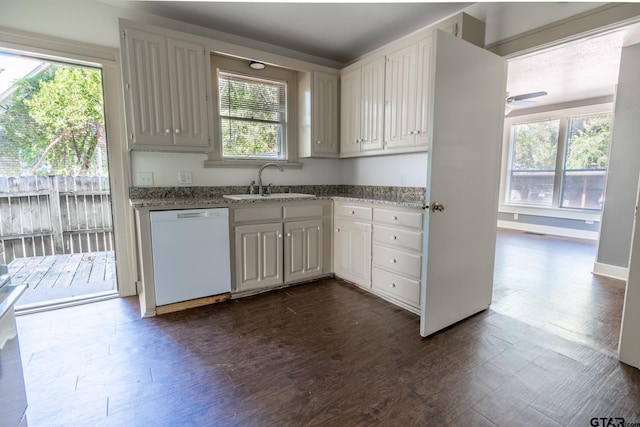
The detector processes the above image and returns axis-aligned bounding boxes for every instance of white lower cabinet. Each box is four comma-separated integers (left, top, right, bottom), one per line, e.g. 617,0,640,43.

372,267,420,308
232,202,331,293
334,219,372,287
233,200,422,315
372,207,423,311
284,219,323,283
234,223,283,292
333,201,423,312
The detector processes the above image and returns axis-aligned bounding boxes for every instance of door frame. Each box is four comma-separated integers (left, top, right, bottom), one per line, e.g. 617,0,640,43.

0,26,137,297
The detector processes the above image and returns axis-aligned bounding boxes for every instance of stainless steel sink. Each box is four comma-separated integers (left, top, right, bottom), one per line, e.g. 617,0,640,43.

223,193,316,201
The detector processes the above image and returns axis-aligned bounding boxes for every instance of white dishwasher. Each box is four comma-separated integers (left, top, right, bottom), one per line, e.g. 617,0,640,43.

150,208,231,306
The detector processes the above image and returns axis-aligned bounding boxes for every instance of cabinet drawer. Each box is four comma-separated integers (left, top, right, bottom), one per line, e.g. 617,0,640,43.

284,204,324,220
373,208,422,230
233,206,283,223
372,267,420,308
335,204,372,221
373,245,421,279
374,226,422,252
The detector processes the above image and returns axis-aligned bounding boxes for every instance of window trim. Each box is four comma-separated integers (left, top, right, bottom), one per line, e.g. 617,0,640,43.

499,102,613,221
207,53,298,166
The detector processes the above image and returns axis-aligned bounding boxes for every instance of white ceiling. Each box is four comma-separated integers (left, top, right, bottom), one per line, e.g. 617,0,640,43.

99,1,638,110
506,29,626,112
102,1,470,66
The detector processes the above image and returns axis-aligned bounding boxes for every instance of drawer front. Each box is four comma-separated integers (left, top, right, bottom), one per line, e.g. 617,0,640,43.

284,204,324,220
335,204,372,221
234,206,282,223
373,245,421,279
374,225,422,252
372,267,420,307
374,208,422,230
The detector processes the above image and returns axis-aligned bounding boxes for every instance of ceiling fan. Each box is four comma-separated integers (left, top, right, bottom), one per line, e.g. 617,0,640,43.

506,91,548,107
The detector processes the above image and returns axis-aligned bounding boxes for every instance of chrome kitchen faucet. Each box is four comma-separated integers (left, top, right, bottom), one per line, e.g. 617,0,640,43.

257,163,284,196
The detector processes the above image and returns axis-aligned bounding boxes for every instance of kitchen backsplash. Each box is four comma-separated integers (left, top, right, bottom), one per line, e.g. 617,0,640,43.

130,185,426,203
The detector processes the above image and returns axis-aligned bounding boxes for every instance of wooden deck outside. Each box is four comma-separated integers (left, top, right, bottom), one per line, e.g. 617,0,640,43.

8,251,116,307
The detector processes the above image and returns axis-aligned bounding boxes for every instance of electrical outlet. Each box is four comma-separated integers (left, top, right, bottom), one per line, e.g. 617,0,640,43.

136,172,153,186
178,171,193,185
513,213,519,220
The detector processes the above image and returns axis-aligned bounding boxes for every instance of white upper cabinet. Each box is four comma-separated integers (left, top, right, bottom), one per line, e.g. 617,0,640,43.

384,43,418,149
122,27,210,151
385,35,433,149
434,12,486,48
340,57,385,156
340,12,485,158
299,71,340,158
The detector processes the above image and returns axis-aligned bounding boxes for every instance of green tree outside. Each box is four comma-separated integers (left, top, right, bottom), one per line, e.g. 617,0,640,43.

565,114,611,170
0,64,107,176
511,120,560,170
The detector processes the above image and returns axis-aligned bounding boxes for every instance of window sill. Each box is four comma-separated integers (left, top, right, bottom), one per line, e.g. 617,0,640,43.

499,204,601,222
204,160,303,169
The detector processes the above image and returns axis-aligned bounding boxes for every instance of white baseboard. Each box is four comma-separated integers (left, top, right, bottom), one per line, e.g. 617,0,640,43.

497,220,599,241
592,262,629,281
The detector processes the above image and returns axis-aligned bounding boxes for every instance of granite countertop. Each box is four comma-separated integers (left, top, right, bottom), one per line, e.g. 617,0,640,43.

129,185,427,210
130,195,425,209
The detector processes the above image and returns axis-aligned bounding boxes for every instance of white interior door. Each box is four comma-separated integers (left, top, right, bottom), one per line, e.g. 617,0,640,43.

420,30,507,337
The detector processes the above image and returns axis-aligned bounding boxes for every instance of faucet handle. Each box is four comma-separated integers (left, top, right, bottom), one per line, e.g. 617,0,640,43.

266,183,273,196
249,180,256,194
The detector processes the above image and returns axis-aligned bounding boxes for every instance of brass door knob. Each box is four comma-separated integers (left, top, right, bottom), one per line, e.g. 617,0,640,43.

431,202,446,213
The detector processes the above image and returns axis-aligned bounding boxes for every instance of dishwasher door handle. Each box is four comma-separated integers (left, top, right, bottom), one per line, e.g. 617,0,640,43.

177,212,207,219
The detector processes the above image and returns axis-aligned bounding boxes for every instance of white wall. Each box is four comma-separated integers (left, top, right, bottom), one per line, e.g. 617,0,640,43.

131,152,344,187
342,153,428,187
619,173,640,369
0,0,610,189
596,43,640,274
465,2,606,46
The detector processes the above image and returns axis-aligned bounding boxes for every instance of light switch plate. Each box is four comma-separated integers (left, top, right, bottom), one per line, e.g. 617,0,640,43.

136,172,154,186
178,171,193,185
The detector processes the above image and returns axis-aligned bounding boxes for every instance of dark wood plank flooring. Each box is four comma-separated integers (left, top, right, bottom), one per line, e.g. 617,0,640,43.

15,230,640,426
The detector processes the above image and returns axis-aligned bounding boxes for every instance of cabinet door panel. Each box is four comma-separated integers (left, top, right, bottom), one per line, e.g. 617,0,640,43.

312,72,339,155
340,68,362,154
415,36,433,147
235,223,283,291
360,58,385,151
124,28,173,146
284,220,323,283
385,44,418,148
334,220,371,287
167,38,209,147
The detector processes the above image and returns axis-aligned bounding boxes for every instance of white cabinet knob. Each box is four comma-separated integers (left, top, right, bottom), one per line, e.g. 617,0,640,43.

335,228,340,232
409,131,414,135
165,129,172,134
278,234,283,238
415,130,421,134
286,232,291,237
391,259,397,264
390,235,397,240
391,216,398,220
315,140,321,145
350,211,355,215
390,283,396,288
174,128,181,134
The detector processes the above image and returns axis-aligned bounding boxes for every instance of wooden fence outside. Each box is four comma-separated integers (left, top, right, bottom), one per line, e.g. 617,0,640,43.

0,176,113,264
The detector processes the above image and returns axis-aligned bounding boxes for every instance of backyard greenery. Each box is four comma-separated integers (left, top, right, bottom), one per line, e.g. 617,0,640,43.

0,65,107,176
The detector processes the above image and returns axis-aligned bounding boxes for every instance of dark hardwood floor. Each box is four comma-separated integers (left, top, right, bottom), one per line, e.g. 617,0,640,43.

16,230,640,426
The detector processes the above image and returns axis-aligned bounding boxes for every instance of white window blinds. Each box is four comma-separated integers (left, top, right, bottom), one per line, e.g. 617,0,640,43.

218,71,286,159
